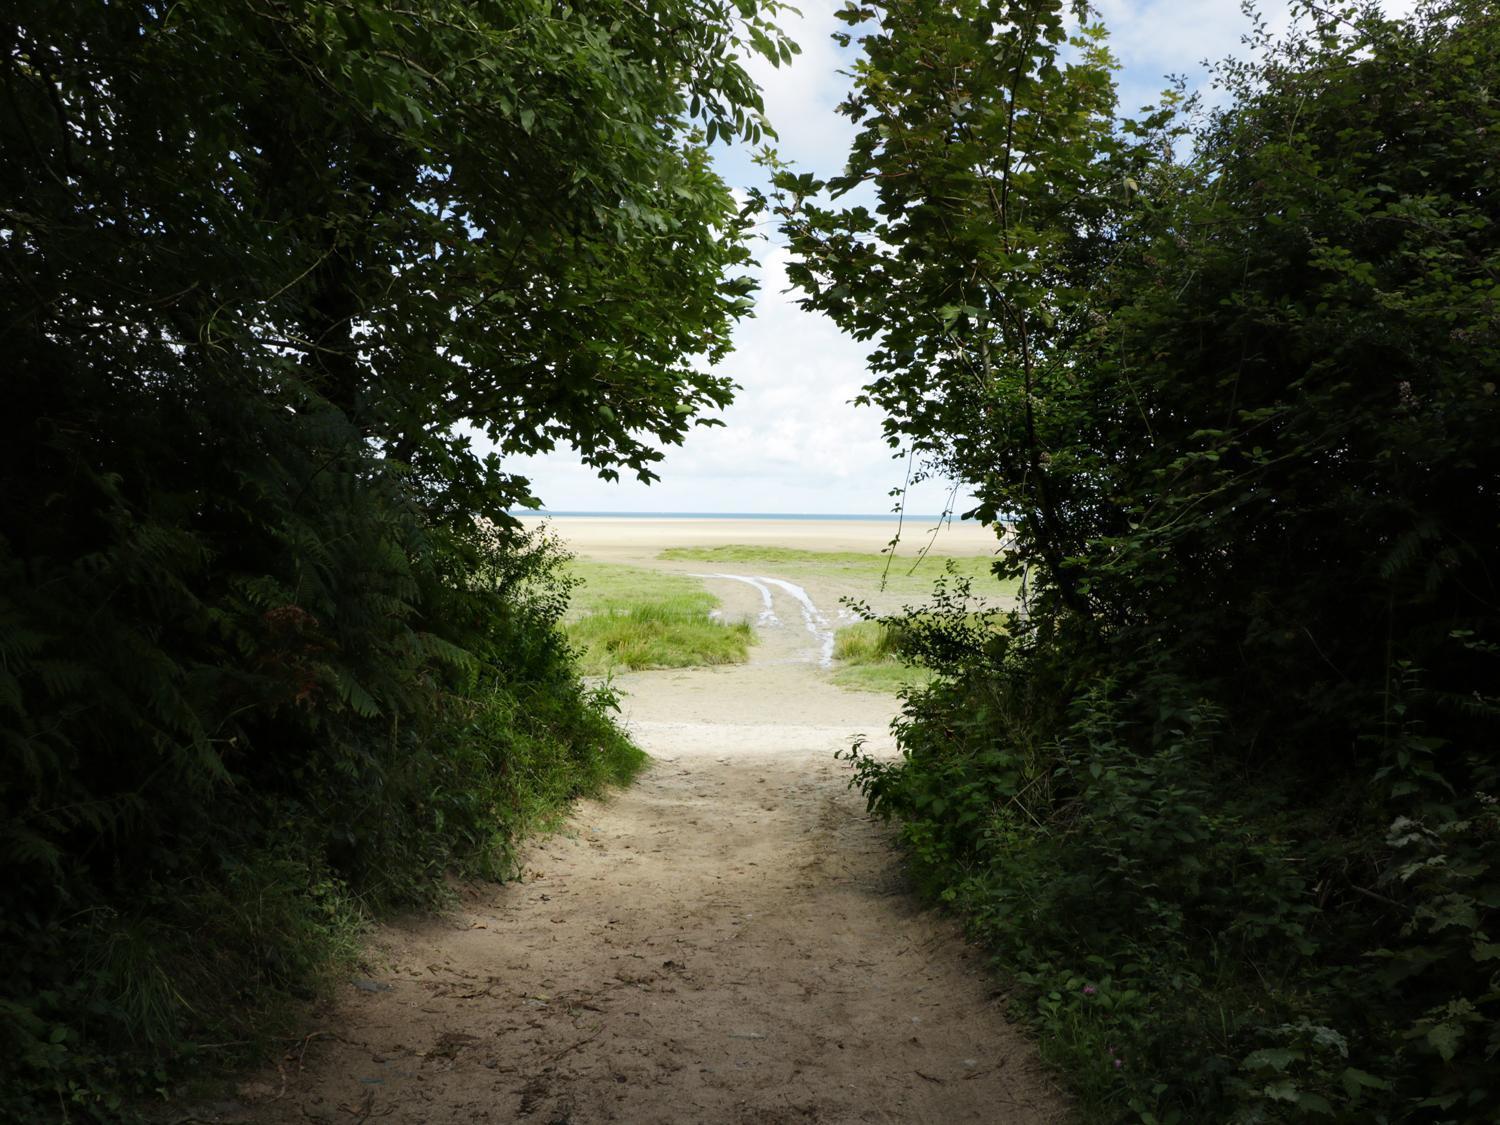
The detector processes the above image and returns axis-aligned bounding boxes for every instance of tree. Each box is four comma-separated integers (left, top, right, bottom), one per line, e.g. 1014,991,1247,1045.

5,0,795,520
773,0,1166,615
784,0,1500,1116
1,1,791,1113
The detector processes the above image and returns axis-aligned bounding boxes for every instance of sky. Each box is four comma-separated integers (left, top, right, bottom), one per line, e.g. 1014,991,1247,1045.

498,0,1416,516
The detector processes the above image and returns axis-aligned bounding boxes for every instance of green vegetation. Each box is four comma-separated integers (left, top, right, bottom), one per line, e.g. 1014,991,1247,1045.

1,522,647,1120
660,546,1008,691
658,544,1012,601
564,562,754,673
566,560,725,620
833,620,905,664
1,0,790,1116
831,620,932,694
569,606,754,674
783,0,1500,1119
831,612,1004,694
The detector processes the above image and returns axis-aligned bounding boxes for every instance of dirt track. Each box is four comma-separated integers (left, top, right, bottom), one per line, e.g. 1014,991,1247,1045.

230,564,1063,1124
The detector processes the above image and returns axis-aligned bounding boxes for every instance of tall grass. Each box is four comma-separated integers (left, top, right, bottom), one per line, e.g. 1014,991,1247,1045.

830,620,934,693
564,561,754,673
833,620,905,663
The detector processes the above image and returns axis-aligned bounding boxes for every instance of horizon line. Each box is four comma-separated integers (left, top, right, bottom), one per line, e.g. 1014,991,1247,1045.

510,513,966,528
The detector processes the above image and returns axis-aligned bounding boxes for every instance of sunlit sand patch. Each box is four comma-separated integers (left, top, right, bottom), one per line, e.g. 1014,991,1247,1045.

692,572,835,667
757,576,835,667
689,572,781,627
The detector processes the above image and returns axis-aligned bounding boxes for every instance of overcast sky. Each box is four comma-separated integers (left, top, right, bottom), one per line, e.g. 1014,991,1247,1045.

499,0,1415,516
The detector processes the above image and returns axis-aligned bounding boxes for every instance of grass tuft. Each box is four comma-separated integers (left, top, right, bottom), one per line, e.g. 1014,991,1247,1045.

564,561,753,673
833,619,905,663
830,620,934,694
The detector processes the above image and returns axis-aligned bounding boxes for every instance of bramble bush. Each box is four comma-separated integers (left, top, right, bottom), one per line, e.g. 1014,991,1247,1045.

798,1,1500,1118
847,601,1500,1120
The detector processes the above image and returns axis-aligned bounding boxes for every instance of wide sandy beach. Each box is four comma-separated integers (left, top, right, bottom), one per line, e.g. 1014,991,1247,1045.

517,513,1000,566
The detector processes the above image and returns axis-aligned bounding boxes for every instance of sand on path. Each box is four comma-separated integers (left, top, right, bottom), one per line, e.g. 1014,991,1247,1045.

232,521,1061,1124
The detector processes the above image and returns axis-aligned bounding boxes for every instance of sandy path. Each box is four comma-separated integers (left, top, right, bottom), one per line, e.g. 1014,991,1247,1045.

230,556,1062,1124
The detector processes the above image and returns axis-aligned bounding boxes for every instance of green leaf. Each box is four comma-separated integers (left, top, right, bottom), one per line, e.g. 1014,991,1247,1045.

1242,1048,1301,1072
1425,1021,1465,1062
1261,1079,1300,1103
1340,1068,1392,1096
1296,1092,1335,1116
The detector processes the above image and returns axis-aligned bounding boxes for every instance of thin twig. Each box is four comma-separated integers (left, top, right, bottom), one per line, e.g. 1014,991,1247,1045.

545,1025,604,1065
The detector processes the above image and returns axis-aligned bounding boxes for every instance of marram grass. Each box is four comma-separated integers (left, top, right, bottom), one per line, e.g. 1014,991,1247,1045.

564,561,754,673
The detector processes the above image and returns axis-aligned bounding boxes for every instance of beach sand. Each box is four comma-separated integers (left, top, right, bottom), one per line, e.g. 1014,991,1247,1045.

528,514,1008,632
517,514,1000,565
235,514,1061,1124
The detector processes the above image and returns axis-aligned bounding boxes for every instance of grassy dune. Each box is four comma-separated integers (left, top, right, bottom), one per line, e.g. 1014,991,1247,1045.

656,544,1012,602
564,561,753,673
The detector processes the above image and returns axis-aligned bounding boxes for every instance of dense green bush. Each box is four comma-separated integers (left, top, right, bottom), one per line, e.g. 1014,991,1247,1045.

1,0,787,1116
847,613,1499,1119
792,1,1500,1118
0,509,645,1120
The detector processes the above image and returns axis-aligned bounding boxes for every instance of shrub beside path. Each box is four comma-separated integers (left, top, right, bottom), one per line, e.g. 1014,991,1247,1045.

230,580,1062,1123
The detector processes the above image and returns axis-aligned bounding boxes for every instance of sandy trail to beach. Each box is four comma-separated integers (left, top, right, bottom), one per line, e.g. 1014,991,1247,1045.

231,522,1062,1124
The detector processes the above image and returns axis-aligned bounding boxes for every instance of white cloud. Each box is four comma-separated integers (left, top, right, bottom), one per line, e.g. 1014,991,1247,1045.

501,0,1424,515
741,1,861,171
501,238,955,514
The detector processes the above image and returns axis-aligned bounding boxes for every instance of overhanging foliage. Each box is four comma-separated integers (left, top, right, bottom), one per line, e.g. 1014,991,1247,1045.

782,0,1500,1118
1,0,789,1115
